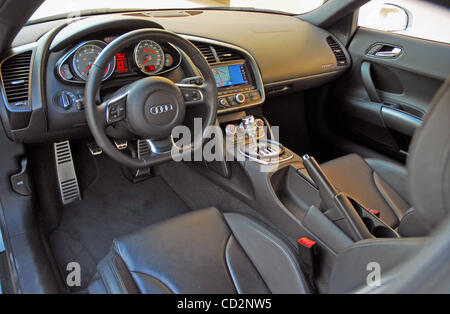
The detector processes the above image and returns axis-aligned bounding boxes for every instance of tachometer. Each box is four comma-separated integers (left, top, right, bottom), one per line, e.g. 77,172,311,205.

72,42,115,81
134,40,165,75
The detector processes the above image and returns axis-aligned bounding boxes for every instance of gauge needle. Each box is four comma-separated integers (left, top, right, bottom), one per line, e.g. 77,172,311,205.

82,63,93,75
139,56,151,68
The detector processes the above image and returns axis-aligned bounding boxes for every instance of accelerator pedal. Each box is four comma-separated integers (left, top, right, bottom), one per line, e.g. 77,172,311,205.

54,141,81,205
134,139,152,182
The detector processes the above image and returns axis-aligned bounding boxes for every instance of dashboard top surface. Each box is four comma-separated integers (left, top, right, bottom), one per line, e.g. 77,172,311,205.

12,10,343,85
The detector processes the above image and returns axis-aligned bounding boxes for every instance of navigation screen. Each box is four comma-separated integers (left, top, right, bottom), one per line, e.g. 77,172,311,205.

211,64,248,88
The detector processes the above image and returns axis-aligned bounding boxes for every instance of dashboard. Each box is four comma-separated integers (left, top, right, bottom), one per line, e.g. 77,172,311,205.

0,10,350,143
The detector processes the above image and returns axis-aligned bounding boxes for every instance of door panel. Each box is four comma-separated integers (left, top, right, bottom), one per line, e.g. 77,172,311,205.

332,27,450,160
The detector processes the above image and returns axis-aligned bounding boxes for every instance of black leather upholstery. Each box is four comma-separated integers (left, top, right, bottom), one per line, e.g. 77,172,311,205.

321,154,410,228
89,207,310,294
407,78,450,230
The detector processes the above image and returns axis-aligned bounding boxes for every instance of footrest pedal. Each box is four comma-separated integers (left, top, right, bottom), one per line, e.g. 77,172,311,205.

54,141,81,205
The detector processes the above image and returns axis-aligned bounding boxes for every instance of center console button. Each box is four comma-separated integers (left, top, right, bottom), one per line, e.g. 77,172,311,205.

226,96,235,106
219,98,229,107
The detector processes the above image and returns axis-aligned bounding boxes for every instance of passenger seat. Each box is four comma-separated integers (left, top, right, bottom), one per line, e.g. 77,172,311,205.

321,154,427,236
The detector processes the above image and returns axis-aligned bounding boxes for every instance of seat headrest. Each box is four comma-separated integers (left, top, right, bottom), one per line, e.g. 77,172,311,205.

407,77,450,229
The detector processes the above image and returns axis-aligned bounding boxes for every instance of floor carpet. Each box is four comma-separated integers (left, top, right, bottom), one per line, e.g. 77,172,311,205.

49,154,190,291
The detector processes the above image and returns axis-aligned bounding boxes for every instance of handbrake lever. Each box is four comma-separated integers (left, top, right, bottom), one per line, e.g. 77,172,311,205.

302,155,373,241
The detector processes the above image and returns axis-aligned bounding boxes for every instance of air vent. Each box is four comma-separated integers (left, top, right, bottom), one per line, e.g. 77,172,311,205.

213,46,242,62
191,41,243,64
326,36,347,66
1,51,32,109
192,42,217,63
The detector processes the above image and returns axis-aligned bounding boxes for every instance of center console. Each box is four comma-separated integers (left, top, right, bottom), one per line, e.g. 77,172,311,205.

212,61,263,113
193,113,415,292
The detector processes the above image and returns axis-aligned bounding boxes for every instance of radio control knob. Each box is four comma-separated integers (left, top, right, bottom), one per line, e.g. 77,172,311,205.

219,98,228,107
235,93,246,104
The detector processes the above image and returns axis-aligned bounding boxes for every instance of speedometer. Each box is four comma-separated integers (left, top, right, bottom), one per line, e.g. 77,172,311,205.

72,42,115,81
134,40,165,75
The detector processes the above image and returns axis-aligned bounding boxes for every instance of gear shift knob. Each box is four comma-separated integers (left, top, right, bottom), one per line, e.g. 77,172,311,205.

242,115,255,126
242,115,258,147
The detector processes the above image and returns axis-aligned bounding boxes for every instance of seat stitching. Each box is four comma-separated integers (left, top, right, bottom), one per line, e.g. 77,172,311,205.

111,254,129,293
130,271,174,294
223,234,239,294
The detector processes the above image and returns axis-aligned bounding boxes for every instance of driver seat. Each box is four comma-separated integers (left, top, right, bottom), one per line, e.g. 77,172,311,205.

88,207,311,294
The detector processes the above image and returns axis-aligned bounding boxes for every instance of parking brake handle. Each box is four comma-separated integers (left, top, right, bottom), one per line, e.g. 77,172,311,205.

302,155,373,241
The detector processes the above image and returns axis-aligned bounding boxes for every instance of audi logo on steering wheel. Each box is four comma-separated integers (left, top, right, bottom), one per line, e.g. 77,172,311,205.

149,104,174,115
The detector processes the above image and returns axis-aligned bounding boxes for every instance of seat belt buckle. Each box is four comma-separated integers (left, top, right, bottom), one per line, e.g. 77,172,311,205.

297,237,317,277
366,208,380,218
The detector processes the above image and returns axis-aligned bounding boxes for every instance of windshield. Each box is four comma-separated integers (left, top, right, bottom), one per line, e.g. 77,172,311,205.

30,0,326,21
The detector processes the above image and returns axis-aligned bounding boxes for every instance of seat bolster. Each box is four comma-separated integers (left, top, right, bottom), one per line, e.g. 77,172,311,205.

88,273,108,294
93,251,140,294
224,213,310,294
398,208,432,237
225,235,270,294
372,172,410,219
366,158,409,204
328,237,427,293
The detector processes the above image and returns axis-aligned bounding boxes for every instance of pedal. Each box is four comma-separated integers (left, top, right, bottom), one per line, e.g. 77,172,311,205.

114,139,128,150
54,141,81,205
87,142,102,156
134,139,151,182
137,139,150,159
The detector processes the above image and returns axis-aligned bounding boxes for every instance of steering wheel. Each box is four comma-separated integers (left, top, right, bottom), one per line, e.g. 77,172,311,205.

84,29,217,168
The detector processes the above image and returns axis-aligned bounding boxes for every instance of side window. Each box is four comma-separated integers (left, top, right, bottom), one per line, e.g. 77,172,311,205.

358,0,450,44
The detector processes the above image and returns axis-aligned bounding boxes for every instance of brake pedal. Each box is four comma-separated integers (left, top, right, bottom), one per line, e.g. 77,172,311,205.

114,139,128,150
87,141,102,156
54,141,81,205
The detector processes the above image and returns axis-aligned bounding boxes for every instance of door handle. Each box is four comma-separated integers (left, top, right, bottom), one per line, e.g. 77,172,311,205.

367,43,403,58
374,47,402,58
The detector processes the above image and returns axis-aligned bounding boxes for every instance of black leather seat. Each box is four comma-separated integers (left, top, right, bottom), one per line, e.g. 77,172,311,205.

321,154,410,229
89,207,311,294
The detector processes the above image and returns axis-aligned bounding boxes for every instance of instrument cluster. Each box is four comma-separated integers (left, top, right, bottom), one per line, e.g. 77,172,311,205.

56,37,181,83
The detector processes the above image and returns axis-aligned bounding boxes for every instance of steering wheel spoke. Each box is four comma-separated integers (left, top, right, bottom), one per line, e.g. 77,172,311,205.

104,91,128,125
177,82,207,106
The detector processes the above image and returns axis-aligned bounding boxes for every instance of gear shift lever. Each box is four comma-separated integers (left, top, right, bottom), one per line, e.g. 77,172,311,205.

242,115,258,148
